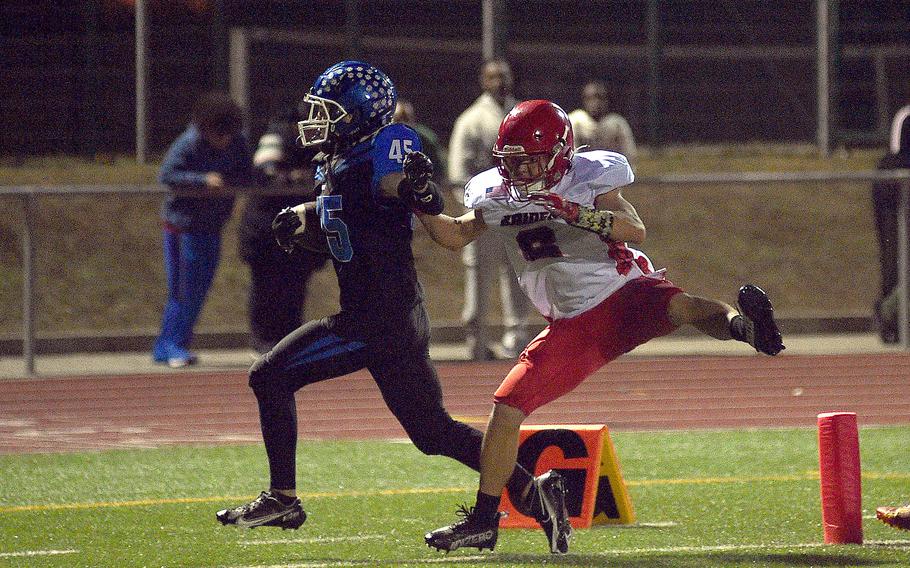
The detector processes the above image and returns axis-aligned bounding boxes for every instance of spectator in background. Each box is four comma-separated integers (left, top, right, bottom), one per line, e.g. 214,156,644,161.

448,58,531,360
239,103,329,354
153,92,253,368
871,103,910,343
393,98,447,186
568,80,637,161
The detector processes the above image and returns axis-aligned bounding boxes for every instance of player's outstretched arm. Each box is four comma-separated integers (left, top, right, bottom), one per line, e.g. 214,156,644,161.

593,190,646,244
415,209,487,251
530,189,645,244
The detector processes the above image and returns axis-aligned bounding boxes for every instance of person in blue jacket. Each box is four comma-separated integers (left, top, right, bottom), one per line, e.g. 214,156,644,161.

153,92,253,367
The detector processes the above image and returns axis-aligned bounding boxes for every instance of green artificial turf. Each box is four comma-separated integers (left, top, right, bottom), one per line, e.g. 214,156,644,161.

1,427,908,567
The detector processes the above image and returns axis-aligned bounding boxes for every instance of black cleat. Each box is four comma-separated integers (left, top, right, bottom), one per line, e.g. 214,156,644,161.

533,470,573,554
216,491,307,530
425,505,505,552
737,284,785,356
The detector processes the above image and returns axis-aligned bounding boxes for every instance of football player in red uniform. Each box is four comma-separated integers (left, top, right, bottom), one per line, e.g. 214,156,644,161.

422,100,784,554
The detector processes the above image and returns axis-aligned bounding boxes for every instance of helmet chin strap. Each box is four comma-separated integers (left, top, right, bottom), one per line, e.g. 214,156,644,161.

517,151,559,197
324,123,386,155
524,179,547,194
319,138,337,155
545,146,561,177
352,128,382,147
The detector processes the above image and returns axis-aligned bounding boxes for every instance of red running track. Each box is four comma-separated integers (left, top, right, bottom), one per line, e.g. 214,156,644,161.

1,354,908,454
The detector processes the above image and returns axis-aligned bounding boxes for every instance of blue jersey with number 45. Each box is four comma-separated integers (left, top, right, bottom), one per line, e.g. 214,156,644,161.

314,123,425,332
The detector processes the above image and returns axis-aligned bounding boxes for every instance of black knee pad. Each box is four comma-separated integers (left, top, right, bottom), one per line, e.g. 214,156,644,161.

409,427,447,456
248,356,283,397
402,410,455,456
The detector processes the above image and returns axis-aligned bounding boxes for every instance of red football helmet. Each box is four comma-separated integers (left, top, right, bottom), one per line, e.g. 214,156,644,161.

493,100,575,200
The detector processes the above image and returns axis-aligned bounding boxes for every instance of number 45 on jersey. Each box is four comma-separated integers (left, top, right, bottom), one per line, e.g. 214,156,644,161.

388,139,413,163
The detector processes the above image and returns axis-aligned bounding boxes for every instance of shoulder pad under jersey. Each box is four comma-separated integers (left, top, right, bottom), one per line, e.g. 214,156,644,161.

367,123,424,197
556,150,635,205
464,167,509,210
371,123,424,179
571,150,634,190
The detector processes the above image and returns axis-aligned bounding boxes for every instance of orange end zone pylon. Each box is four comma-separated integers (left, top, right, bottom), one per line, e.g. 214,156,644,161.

500,424,635,529
817,412,863,544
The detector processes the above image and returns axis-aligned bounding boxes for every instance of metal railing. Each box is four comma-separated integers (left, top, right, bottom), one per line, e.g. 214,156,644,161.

1,184,303,375
3,169,910,375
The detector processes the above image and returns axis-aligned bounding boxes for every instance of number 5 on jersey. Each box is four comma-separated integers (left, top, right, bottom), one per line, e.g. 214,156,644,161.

317,195,353,262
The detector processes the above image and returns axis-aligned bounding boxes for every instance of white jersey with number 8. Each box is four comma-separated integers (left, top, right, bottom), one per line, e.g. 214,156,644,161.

465,150,655,320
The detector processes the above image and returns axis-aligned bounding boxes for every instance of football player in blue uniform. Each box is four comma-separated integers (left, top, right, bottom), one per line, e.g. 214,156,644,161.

215,62,559,539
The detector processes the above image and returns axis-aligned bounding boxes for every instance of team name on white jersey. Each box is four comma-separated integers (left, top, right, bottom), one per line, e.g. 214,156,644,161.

499,211,556,226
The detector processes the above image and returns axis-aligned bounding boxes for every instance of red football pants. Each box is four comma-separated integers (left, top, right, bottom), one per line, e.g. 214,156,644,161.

494,275,683,415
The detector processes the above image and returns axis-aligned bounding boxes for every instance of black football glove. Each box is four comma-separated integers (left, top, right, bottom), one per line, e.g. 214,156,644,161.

272,206,303,253
402,151,433,190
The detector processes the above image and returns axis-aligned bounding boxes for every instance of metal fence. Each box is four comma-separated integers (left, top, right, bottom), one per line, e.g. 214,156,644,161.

3,169,910,375
5,1,909,154
230,26,910,149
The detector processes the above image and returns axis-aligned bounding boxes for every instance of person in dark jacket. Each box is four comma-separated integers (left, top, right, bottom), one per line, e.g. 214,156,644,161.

239,105,329,354
153,92,253,367
872,105,910,343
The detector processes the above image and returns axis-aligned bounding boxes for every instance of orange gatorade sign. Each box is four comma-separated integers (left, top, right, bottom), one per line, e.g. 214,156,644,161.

500,424,635,529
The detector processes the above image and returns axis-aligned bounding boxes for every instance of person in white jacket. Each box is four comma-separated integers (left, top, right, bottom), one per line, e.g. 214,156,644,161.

448,58,532,360
568,80,637,161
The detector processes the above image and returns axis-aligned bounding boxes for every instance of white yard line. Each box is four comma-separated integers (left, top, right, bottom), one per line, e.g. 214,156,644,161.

614,521,679,528
242,535,385,546
233,557,489,568
228,539,910,568
0,549,78,558
601,540,910,554
6,472,910,514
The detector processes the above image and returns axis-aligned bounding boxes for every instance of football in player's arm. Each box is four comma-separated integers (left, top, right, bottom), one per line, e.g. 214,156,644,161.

273,139,444,255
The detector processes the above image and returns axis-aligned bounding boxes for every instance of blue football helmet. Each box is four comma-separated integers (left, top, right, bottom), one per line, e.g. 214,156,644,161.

298,61,397,148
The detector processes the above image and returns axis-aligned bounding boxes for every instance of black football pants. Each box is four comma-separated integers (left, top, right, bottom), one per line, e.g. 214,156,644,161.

247,306,485,491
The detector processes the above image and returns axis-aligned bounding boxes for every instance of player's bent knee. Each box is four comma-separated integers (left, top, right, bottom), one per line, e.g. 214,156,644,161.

409,428,448,456
491,401,528,424
406,414,461,456
248,356,281,394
